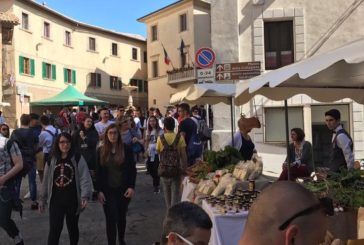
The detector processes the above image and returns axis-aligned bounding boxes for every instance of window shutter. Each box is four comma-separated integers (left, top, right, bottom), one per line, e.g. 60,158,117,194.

19,56,24,74
42,62,46,79
52,64,56,80
30,59,35,76
118,78,122,90
64,68,67,83
72,70,76,84
97,73,101,87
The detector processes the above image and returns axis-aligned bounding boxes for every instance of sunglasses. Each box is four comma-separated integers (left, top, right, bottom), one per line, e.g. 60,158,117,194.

167,232,195,245
278,197,334,231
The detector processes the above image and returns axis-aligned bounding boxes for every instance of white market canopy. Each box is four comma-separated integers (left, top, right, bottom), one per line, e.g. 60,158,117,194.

170,83,236,105
235,38,364,105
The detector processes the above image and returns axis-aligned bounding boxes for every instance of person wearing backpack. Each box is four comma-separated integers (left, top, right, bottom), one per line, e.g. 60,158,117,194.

156,117,187,209
10,114,39,210
178,103,202,166
39,132,92,245
39,115,61,179
0,130,25,245
191,107,212,142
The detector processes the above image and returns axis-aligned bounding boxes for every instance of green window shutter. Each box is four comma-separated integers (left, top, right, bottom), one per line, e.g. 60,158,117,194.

52,64,56,80
72,70,76,84
30,59,35,76
19,56,24,74
42,62,46,79
64,68,68,83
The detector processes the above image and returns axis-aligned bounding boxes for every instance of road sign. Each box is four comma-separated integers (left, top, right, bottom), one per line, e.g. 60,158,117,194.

195,47,216,68
215,62,261,81
197,68,214,78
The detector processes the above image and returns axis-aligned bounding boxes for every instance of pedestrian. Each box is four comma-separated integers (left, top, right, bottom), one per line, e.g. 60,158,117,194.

95,124,136,245
324,109,354,171
10,114,39,209
0,130,24,245
40,132,92,245
29,113,44,183
156,117,187,209
117,116,143,162
278,128,314,181
165,108,179,134
115,106,125,122
145,115,163,193
94,107,114,140
0,111,5,124
238,181,332,245
177,103,200,166
0,123,10,138
72,116,99,199
225,115,261,161
39,115,61,169
161,202,212,245
75,107,86,126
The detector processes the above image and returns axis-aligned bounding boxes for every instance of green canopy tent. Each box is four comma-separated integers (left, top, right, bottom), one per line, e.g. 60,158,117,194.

30,85,108,106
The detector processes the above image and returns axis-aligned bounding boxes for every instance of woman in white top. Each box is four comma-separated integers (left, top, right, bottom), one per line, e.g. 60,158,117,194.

144,115,163,193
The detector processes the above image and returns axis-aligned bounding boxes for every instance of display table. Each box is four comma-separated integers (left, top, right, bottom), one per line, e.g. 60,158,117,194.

181,177,197,202
202,200,248,245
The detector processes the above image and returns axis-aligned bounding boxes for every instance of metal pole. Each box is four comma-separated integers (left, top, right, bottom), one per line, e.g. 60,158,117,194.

231,97,235,147
205,104,211,150
284,100,290,180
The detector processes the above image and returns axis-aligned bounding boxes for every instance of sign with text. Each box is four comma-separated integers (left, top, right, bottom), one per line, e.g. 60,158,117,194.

215,62,261,81
197,68,214,78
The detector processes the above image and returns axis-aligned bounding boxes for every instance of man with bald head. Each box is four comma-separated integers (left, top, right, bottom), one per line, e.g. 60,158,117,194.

239,181,330,245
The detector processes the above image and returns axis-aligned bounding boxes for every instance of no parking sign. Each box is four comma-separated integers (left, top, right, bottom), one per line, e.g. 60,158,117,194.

195,47,216,68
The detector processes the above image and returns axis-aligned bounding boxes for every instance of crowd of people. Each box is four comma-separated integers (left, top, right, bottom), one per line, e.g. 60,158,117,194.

0,105,354,245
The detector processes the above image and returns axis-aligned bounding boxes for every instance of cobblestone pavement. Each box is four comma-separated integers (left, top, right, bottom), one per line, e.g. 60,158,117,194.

1,163,166,245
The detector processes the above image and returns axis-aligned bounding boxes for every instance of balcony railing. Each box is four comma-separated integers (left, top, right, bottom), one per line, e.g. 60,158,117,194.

167,67,196,85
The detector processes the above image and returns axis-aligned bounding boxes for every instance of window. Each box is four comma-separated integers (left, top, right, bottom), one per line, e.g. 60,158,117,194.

132,48,138,60
264,21,294,70
151,25,158,41
65,31,71,46
42,62,56,80
89,37,96,51
90,73,102,88
143,51,147,63
180,14,187,32
110,76,122,90
111,43,118,56
19,56,34,76
43,22,50,38
130,79,147,93
152,61,158,78
264,107,303,142
64,68,76,84
22,13,29,30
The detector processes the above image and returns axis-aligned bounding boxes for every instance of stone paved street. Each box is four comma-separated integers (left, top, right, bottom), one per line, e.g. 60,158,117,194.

1,164,165,245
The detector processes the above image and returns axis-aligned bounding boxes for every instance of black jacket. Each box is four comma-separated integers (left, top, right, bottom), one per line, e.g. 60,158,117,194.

95,144,136,193
72,127,99,170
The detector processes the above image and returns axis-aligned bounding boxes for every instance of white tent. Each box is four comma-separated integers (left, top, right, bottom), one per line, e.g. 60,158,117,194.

170,83,236,105
235,38,364,104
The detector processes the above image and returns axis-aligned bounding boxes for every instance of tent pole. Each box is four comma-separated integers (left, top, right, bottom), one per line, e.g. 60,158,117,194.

231,97,235,147
206,104,211,150
284,100,290,180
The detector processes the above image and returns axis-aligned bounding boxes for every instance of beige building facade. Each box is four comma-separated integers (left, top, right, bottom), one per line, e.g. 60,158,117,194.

211,0,364,169
138,0,211,111
1,0,148,127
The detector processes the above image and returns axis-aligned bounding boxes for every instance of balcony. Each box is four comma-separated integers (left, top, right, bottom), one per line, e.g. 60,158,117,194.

167,66,196,86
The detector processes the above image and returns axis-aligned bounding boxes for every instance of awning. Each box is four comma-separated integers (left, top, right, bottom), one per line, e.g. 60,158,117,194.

0,11,20,25
31,85,108,106
170,83,236,105
235,38,364,105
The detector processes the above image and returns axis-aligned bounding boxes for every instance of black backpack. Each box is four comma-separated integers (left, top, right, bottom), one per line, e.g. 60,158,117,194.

158,134,181,178
44,129,59,164
193,116,212,141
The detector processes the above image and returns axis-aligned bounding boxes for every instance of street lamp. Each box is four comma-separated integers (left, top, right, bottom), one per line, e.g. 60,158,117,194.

122,84,138,109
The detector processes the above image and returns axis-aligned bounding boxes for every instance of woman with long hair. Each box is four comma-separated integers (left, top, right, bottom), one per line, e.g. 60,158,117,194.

0,123,10,138
40,132,92,245
145,115,163,193
72,116,99,197
95,124,136,245
278,128,314,181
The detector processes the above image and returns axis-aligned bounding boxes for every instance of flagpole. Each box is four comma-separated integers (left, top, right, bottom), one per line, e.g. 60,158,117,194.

161,43,175,70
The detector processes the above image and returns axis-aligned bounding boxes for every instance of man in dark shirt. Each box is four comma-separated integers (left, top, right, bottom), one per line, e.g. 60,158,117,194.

11,114,38,210
178,103,198,166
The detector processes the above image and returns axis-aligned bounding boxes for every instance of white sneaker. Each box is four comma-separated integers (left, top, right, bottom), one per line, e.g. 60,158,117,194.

23,192,30,199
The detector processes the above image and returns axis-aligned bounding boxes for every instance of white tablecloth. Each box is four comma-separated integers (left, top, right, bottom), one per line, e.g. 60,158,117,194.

181,177,197,202
202,200,248,245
